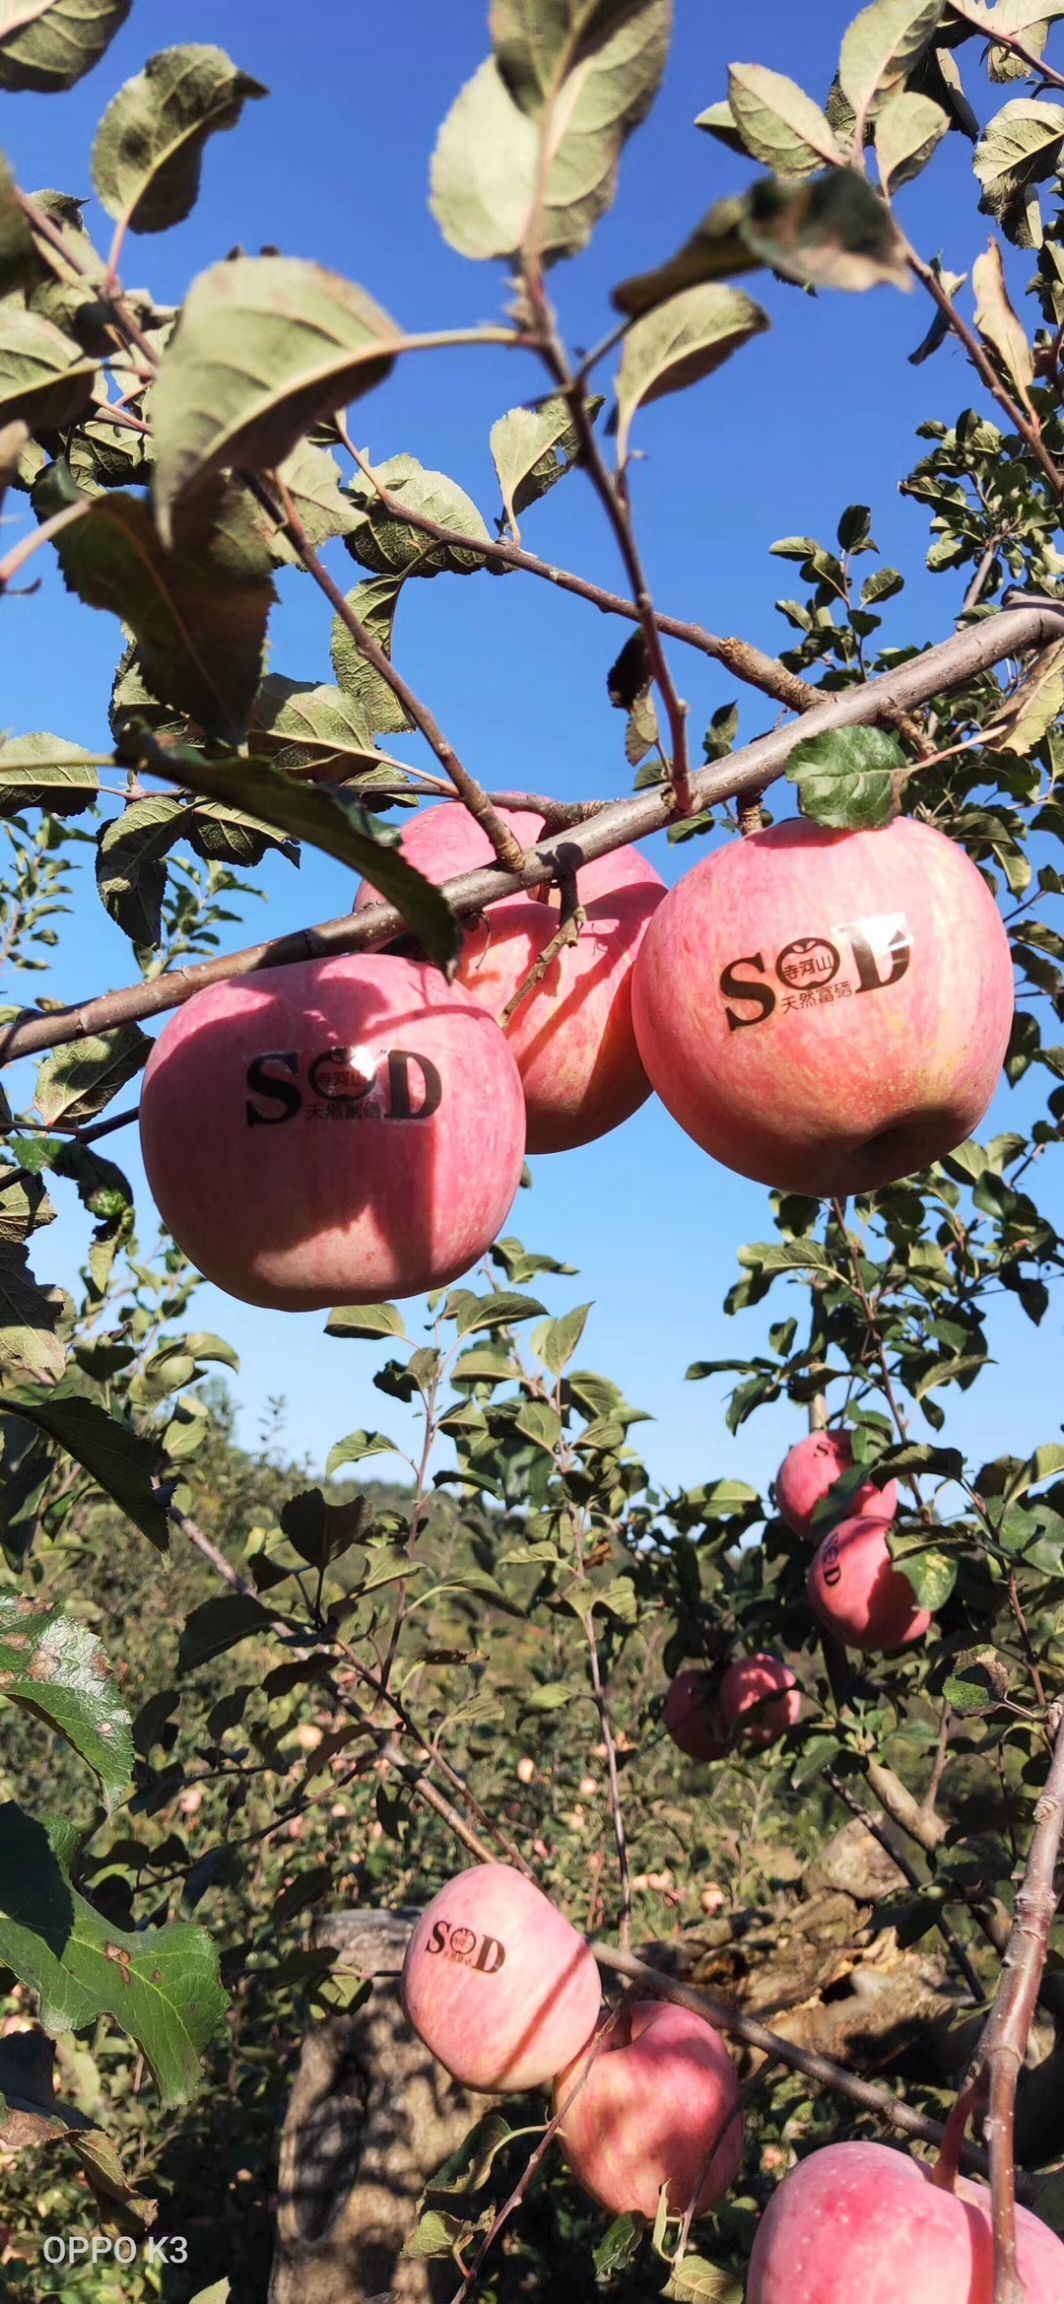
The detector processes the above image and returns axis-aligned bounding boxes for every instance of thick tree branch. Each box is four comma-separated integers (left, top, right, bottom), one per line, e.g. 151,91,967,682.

3,601,1061,1070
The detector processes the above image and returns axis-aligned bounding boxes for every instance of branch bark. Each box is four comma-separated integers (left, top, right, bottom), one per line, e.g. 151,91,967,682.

3,601,1060,1070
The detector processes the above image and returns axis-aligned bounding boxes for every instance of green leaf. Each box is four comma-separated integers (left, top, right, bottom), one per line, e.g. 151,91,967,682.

839,0,948,133
96,797,187,950
345,453,492,577
0,308,96,430
270,438,358,556
662,2257,742,2304
888,1537,957,1610
178,1594,273,1672
727,63,843,174
0,734,101,817
92,45,267,237
330,575,415,736
151,254,401,537
537,1303,592,1377
431,3,670,265
0,1594,132,1810
325,1302,408,1341
35,1025,149,1128
0,1246,68,1382
132,742,462,974
325,1429,401,1476
250,677,379,780
787,724,904,829
614,283,769,463
0,0,132,94
0,1804,226,2105
612,197,757,316
0,151,33,297
490,393,601,531
40,467,275,743
738,168,910,291
452,1289,547,1337
7,1380,169,1548
974,99,1064,243
874,89,949,190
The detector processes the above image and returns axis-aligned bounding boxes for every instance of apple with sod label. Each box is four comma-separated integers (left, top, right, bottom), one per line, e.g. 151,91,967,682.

400,1861,601,2092
746,2140,1064,2303
776,1429,898,1541
720,1653,801,1747
139,954,526,1311
357,801,665,1151
807,1516,931,1652
663,1670,730,1761
554,2000,743,2221
630,816,1014,1196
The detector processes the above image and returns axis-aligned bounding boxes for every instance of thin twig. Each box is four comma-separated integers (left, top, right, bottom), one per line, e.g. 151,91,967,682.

902,229,1064,506
3,599,1061,1068
948,0,1064,91
341,434,821,718
592,1942,1019,2189
824,1766,985,2004
966,1704,1064,2304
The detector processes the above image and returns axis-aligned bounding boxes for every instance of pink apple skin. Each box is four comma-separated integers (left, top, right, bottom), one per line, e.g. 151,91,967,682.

807,1516,932,1652
357,802,665,1153
777,1430,899,1542
630,817,1015,1196
139,954,526,1311
400,1862,601,2093
720,1654,801,1748
555,2000,743,2221
746,2140,1064,2304
664,1671,730,1762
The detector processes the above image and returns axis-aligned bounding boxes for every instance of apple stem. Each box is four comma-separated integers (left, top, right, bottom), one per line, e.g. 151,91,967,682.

739,790,766,836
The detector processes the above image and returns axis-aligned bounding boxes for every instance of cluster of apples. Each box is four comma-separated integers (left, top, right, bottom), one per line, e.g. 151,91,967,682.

400,1860,743,2220
138,798,1015,1311
400,1866,1064,2297
665,1431,929,1768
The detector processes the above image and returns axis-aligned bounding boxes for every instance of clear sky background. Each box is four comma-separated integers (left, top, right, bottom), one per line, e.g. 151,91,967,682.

2,1,1061,1499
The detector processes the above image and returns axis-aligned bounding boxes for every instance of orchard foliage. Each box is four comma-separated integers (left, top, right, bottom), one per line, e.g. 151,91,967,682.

0,2,1063,2301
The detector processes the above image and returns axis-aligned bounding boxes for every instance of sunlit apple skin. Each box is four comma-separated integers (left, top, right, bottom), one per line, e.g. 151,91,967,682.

776,1430,898,1542
664,1671,730,1762
400,1862,602,2093
357,802,665,1152
139,954,526,1311
807,1516,931,1652
555,2000,743,2221
746,2140,1064,2304
720,1653,801,1748
630,817,1014,1195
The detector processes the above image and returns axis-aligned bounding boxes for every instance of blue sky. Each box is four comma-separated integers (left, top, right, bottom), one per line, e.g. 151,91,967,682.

2,1,1061,1499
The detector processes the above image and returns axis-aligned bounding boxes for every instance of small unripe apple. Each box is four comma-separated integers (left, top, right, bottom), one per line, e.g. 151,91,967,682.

400,1862,601,2093
630,816,1014,1195
720,1653,801,1748
746,2139,1064,2303
807,1516,931,1652
357,802,665,1151
776,1430,898,1542
554,2000,743,2221
664,1671,730,1762
139,953,526,1310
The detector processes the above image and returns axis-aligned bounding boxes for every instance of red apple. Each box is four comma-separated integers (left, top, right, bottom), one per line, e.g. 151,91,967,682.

720,1653,801,1748
776,1430,898,1542
807,1516,931,1652
630,816,1014,1195
555,2000,743,2221
357,802,665,1152
139,953,526,1310
746,2139,1064,2303
664,1671,730,1762
400,1861,601,2093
